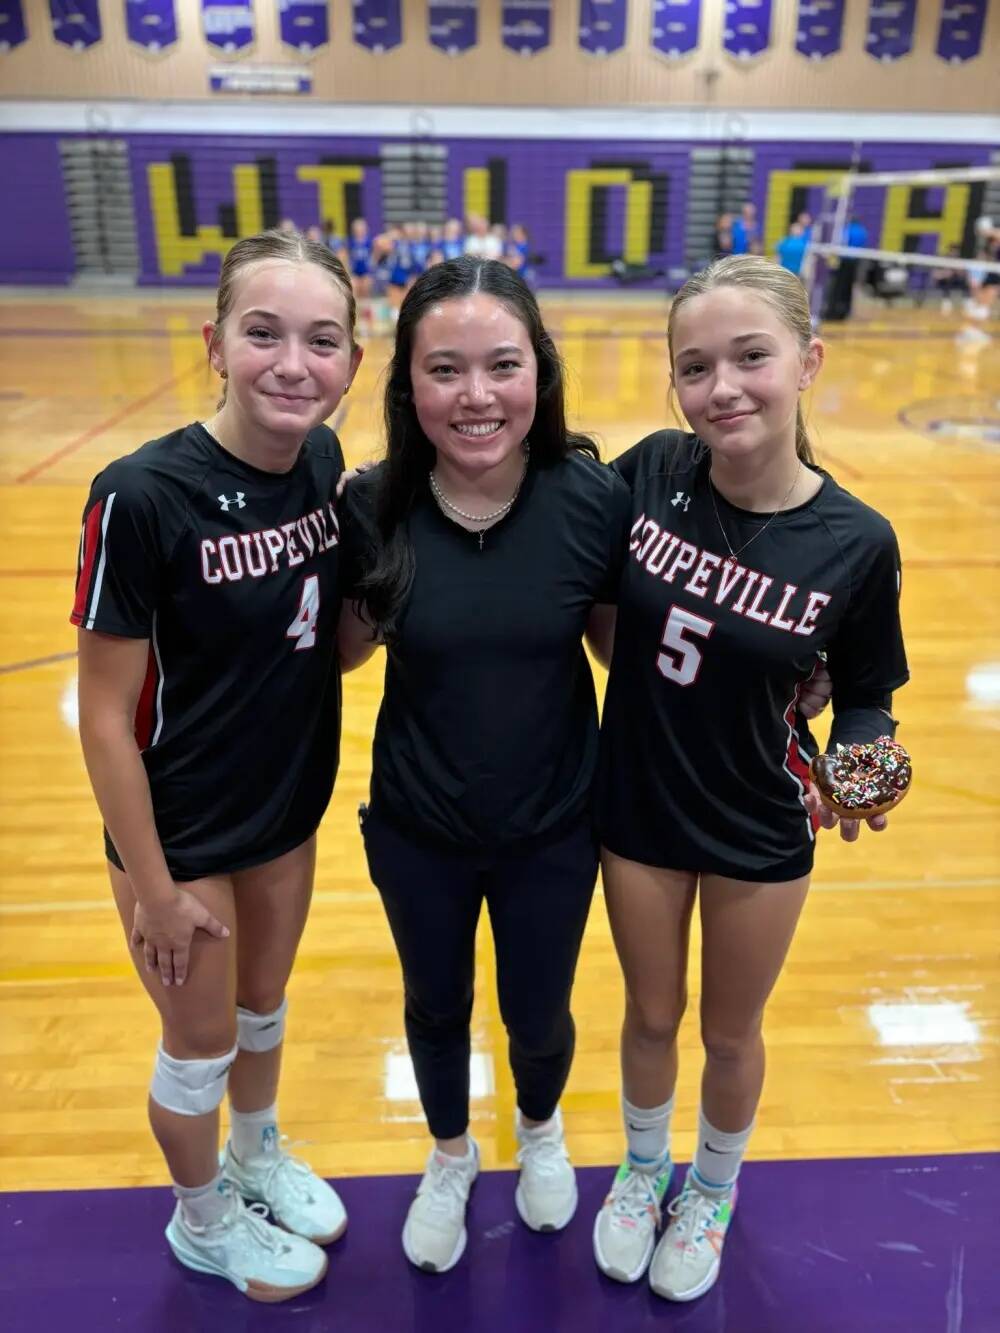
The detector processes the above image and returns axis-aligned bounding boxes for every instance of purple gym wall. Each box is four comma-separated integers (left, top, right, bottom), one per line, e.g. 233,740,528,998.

0,131,995,286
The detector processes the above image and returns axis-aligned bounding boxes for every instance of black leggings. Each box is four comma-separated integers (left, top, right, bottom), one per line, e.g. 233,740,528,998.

362,805,599,1140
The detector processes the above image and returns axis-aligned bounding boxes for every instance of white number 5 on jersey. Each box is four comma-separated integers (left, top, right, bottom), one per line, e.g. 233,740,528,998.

657,604,715,686
287,574,320,651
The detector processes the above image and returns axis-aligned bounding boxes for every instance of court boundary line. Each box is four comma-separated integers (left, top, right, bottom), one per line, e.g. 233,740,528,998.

16,361,205,484
0,650,77,676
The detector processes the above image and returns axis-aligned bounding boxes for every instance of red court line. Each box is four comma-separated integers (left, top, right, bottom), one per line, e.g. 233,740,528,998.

16,361,204,485
816,450,864,480
0,650,77,676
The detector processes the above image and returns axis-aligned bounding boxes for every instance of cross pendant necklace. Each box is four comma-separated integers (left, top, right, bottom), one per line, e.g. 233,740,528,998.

477,530,485,551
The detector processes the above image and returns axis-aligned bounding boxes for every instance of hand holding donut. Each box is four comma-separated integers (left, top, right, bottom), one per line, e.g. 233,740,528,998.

806,736,912,843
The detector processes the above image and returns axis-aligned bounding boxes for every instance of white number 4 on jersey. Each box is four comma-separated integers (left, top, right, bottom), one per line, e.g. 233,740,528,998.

287,574,320,651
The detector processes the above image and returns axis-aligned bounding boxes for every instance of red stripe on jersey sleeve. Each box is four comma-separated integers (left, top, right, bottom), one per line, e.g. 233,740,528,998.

784,700,820,832
133,646,159,751
71,499,105,625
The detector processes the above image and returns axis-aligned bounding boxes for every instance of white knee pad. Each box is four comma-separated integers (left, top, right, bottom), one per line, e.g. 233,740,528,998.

150,1041,237,1117
236,997,288,1053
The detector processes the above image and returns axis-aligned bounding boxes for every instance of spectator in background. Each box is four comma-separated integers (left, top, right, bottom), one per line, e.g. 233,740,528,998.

504,223,533,284
826,216,869,321
931,244,968,314
464,215,503,260
776,222,808,277
730,203,759,256
712,213,733,260
441,218,465,261
966,230,1000,320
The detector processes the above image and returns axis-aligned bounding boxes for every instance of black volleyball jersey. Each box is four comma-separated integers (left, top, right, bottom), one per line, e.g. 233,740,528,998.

340,453,632,850
71,423,345,879
597,431,909,878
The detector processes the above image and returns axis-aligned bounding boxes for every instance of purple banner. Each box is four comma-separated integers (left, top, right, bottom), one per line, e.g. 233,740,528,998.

49,0,102,49
795,0,844,59
352,0,401,51
429,1,477,54
501,0,551,55
0,0,27,50
723,0,772,58
651,0,700,57
201,0,254,53
125,0,177,52
278,0,327,54
865,0,916,60
936,0,988,62
579,0,627,55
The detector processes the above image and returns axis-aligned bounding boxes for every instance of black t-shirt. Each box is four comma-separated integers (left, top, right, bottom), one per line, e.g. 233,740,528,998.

71,422,345,879
340,452,632,849
597,431,909,879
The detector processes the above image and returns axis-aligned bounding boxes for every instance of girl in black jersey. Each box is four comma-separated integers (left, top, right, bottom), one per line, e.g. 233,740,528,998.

590,257,909,1302
337,258,632,1273
73,231,363,1302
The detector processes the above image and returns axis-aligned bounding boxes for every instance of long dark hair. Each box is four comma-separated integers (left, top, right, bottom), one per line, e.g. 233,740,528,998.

360,257,598,640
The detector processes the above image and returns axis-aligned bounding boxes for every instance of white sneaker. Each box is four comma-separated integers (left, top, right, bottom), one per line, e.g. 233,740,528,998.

222,1139,347,1245
648,1177,737,1302
402,1140,480,1273
514,1107,577,1232
165,1182,328,1302
593,1158,673,1282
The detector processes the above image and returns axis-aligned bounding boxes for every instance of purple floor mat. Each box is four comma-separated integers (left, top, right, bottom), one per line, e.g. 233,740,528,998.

1,1153,996,1332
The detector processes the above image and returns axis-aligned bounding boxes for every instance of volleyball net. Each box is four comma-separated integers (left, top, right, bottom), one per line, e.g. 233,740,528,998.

801,165,1000,326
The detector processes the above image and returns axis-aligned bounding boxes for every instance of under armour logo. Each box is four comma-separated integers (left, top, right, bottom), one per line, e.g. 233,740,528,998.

218,492,245,512
670,491,691,512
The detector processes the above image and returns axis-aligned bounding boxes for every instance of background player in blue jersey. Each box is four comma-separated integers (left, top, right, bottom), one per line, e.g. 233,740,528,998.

590,257,908,1302
73,230,362,1303
348,216,373,297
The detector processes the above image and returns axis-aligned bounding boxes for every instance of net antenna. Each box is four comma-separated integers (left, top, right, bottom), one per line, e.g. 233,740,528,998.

803,165,1000,327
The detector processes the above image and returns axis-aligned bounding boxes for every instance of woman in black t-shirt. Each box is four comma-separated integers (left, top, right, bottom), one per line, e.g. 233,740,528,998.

590,257,909,1303
73,231,363,1302
338,258,631,1274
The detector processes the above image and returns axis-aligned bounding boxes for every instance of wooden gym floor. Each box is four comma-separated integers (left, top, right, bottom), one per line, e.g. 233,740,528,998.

0,290,997,1192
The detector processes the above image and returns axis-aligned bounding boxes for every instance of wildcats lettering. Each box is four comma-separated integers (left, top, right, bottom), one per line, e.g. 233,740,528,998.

201,503,339,585
628,513,830,637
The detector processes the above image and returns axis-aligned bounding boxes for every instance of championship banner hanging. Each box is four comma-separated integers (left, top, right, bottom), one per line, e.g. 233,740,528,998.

865,0,916,61
201,0,254,54
651,0,700,59
722,0,772,59
125,0,178,53
352,0,401,51
428,1,477,54
578,0,627,55
501,0,551,55
50,0,102,50
278,0,327,55
936,0,987,62
0,0,27,51
795,0,844,59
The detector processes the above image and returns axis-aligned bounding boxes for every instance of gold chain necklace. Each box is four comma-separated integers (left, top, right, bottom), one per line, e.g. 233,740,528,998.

709,462,802,566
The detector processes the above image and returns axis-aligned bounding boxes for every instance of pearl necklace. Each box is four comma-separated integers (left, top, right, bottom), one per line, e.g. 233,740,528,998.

429,450,529,549
709,462,802,565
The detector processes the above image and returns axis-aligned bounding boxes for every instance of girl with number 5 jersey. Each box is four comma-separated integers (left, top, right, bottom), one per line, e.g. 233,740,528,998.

590,256,909,1303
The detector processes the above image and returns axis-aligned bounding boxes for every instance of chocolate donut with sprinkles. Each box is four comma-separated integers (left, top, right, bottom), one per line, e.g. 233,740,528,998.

810,736,912,821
